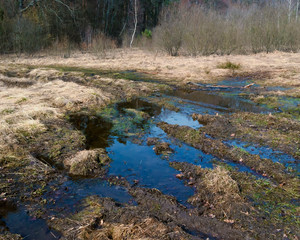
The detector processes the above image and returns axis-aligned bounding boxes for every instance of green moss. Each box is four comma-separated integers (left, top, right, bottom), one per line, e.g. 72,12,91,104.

1,108,15,114
97,104,151,138
15,97,28,104
73,196,103,221
217,61,241,70
253,95,300,119
99,106,118,120
32,183,47,197
0,154,28,169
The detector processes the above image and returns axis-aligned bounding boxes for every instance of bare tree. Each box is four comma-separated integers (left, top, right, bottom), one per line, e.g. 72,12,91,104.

296,0,299,21
130,0,137,48
288,0,292,22
19,0,74,16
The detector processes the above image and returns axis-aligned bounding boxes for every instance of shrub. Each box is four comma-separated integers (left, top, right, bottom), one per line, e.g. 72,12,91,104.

153,2,300,56
90,32,116,58
153,4,184,56
142,29,152,39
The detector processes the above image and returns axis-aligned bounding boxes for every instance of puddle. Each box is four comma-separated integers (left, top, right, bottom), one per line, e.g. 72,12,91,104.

218,78,258,88
1,178,134,239
108,140,195,203
2,207,61,240
45,178,135,216
68,113,113,149
171,89,270,113
275,96,300,112
218,78,290,92
67,94,280,203
157,108,202,128
225,140,299,172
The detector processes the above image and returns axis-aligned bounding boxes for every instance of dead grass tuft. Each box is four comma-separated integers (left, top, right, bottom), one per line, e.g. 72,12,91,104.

203,166,240,199
64,149,110,177
87,218,172,240
188,166,245,219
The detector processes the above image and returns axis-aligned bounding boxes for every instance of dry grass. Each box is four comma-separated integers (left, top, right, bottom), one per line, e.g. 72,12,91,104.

1,49,299,91
203,166,240,199
189,166,244,218
0,60,163,162
84,217,173,240
64,149,110,176
0,48,299,158
0,67,111,154
50,195,186,240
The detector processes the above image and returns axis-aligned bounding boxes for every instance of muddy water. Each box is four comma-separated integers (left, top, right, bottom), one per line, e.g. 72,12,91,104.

3,84,298,239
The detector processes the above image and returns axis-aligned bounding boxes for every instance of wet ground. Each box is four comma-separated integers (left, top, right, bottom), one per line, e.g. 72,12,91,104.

1,74,299,239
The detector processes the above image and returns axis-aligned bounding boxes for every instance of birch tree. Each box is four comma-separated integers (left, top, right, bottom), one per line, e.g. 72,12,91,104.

130,0,138,48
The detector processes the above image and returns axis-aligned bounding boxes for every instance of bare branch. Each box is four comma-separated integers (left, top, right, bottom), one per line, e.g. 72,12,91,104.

53,0,74,17
20,0,36,13
20,0,74,17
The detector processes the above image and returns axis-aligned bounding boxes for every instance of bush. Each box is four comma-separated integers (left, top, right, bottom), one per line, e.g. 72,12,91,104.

142,29,152,39
153,5,184,56
153,2,300,56
90,33,116,58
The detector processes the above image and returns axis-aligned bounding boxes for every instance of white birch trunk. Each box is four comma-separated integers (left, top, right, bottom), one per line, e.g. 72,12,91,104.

130,0,137,48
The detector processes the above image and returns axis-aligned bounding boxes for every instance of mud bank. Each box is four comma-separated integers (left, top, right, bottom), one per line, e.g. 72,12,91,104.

49,185,247,240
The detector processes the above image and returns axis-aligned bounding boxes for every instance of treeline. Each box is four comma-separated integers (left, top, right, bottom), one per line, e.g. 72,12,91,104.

0,0,300,56
0,0,173,54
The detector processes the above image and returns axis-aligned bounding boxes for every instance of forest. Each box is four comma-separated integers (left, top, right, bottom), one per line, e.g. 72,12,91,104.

1,0,300,55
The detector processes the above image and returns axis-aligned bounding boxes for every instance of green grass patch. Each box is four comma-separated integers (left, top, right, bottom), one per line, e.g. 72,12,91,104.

217,61,241,70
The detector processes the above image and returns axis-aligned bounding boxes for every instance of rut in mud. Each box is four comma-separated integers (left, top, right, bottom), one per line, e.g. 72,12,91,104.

0,70,299,240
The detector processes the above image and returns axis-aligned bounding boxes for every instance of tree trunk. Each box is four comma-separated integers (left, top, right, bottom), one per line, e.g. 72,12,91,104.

130,0,137,48
288,0,292,22
296,0,299,21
